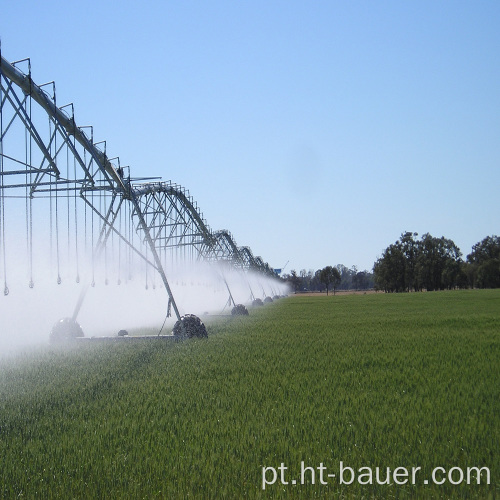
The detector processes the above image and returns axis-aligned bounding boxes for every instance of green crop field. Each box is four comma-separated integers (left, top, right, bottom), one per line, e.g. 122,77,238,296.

0,290,498,498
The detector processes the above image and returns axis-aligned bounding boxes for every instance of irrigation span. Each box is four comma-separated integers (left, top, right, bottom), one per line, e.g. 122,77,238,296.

0,51,287,344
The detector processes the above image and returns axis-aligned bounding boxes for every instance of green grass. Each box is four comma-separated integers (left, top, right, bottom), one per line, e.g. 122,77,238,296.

0,290,498,498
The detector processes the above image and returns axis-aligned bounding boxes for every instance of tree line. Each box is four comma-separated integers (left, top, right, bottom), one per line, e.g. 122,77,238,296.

373,232,500,292
282,233,499,294
283,265,374,294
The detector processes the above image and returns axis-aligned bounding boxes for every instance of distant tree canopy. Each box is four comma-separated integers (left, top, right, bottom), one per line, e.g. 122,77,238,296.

466,235,500,289
288,270,302,292
319,266,341,295
283,265,374,293
373,232,499,292
282,234,499,294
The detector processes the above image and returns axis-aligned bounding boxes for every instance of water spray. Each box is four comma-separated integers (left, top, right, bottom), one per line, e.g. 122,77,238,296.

0,51,287,346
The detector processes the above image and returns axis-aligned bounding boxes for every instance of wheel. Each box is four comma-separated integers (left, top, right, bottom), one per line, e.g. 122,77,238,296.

231,304,249,316
50,317,84,343
173,314,208,339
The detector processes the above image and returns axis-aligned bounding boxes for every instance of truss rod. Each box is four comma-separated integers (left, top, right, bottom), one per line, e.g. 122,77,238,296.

0,56,126,193
129,190,181,321
81,194,159,271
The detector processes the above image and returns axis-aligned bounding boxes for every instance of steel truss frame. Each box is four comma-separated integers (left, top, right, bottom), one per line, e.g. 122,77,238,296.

0,52,275,323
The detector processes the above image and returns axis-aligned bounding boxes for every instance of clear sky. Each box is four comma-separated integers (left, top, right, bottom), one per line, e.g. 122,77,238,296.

2,1,499,273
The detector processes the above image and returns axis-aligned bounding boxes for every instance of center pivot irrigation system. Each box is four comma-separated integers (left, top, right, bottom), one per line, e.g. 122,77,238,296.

0,50,286,342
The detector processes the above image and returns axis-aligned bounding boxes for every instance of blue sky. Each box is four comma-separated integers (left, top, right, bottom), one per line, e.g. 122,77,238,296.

2,1,499,273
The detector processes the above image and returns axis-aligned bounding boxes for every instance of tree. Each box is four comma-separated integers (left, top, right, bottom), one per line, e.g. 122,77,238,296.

399,231,419,291
467,235,500,263
466,235,500,288
374,232,463,292
415,234,462,291
477,259,500,288
351,265,359,290
331,267,342,294
288,270,301,292
336,264,352,290
285,264,374,292
355,271,370,290
313,269,324,292
320,266,341,295
373,242,406,292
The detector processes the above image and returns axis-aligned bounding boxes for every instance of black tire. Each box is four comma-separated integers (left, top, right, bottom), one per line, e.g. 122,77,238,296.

50,318,84,343
231,304,249,316
173,314,208,339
